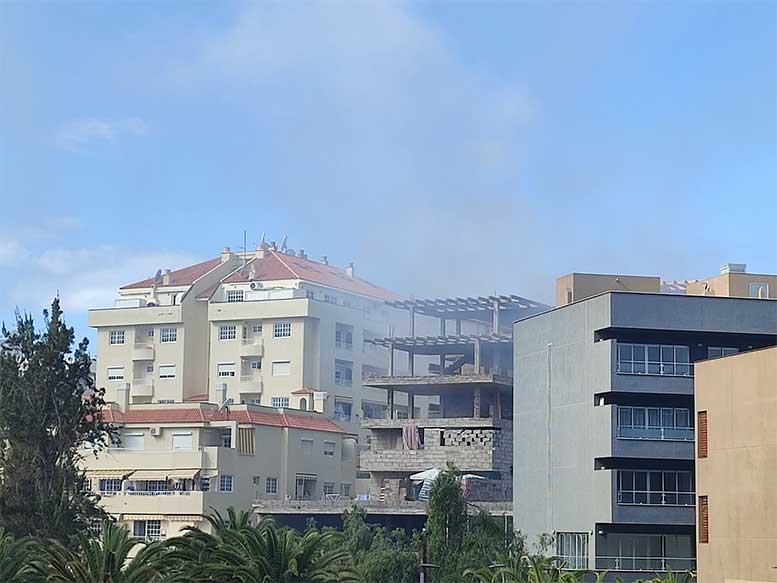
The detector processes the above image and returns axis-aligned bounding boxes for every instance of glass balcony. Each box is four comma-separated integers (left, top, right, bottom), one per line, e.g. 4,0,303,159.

595,556,696,571
617,426,694,441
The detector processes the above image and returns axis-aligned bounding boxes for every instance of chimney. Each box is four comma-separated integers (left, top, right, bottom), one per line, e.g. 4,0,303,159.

221,246,233,263
720,263,746,275
297,249,306,258
320,255,328,265
161,269,171,286
346,262,354,277
255,244,266,259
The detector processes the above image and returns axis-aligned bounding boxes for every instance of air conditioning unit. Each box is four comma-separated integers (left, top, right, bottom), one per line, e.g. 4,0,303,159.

149,426,161,437
249,281,262,290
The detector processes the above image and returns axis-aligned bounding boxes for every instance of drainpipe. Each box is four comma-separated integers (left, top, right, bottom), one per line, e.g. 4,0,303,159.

546,342,553,534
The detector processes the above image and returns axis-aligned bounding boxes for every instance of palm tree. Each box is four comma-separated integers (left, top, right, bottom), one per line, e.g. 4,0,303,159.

166,508,359,582
464,555,585,583
633,568,694,583
0,527,43,582
44,520,168,582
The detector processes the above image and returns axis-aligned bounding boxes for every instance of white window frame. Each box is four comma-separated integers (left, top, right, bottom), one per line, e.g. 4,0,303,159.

616,343,692,376
708,346,738,358
172,432,193,450
335,360,353,386
160,328,177,343
107,367,125,381
323,441,336,457
301,438,314,456
158,364,176,379
556,532,589,570
226,290,245,303
271,396,290,408
217,362,236,377
252,323,263,334
749,282,769,298
219,325,237,341
266,477,278,494
273,322,292,338
122,432,144,450
109,330,125,345
219,474,234,493
271,361,290,376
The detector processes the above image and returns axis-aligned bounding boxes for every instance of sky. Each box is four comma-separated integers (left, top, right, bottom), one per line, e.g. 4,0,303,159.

1,1,776,348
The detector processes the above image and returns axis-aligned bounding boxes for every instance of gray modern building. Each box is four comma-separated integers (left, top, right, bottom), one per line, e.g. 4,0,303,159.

513,291,777,581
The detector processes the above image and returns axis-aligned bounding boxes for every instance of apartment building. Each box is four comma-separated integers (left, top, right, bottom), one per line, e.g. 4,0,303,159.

84,402,354,539
694,346,777,583
513,291,777,581
85,241,423,531
361,295,548,506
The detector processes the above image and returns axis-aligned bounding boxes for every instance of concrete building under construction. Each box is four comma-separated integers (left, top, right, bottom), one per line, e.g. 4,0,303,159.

359,295,549,506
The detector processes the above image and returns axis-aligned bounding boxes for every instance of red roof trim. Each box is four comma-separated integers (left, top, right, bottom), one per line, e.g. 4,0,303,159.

121,258,222,290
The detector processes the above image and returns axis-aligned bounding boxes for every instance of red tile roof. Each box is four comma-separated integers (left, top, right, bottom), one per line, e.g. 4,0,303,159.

121,258,223,290
102,406,345,434
291,388,317,395
223,251,399,300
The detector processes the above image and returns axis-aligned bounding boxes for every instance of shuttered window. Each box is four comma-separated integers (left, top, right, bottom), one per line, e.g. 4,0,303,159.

238,427,255,456
699,495,709,543
697,411,708,458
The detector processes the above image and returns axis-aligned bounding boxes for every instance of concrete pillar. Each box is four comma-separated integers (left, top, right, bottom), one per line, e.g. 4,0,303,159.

473,387,481,418
492,299,500,334
388,344,394,376
408,393,415,419
474,339,481,373
388,388,395,419
456,319,461,335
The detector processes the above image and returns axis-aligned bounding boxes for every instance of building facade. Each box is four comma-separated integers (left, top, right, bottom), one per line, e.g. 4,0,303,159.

513,291,777,580
695,346,777,583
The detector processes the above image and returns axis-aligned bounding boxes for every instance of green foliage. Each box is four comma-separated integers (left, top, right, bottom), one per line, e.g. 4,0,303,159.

44,520,168,582
0,300,117,542
0,527,44,582
165,507,359,582
633,568,694,583
341,507,419,583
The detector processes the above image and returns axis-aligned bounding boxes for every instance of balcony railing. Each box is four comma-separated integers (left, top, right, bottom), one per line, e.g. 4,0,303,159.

616,362,694,377
240,374,262,383
617,427,694,441
617,490,695,506
595,556,696,571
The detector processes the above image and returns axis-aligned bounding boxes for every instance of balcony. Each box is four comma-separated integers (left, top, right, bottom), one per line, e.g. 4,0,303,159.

132,340,155,361
594,556,696,572
131,378,154,398
99,490,210,516
88,304,182,327
240,338,264,357
617,427,694,441
239,374,263,392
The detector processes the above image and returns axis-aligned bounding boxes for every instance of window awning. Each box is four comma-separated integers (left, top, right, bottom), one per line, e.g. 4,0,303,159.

87,469,130,478
166,469,200,480
165,515,205,522
131,470,171,481
295,473,317,481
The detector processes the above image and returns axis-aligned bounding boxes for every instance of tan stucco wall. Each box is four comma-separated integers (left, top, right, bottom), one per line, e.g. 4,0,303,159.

695,347,777,582
555,273,660,306
687,273,777,299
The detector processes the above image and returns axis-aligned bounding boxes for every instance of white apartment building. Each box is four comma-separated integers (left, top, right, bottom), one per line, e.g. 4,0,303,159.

85,242,423,533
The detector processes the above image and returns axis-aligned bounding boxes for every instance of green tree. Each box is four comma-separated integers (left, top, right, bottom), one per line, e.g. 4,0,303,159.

427,466,468,581
166,508,359,582
0,527,43,582
44,521,168,582
0,300,117,541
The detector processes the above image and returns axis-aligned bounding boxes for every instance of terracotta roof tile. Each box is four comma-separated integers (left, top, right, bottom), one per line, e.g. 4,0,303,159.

223,251,398,300
102,406,345,434
121,258,222,290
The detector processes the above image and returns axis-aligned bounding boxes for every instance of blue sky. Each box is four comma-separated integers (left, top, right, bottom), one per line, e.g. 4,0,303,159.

1,1,775,347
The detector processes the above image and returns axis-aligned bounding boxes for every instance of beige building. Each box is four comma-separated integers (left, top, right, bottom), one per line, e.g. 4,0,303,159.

556,273,661,306
687,263,776,300
85,402,354,539
85,241,426,535
695,346,777,583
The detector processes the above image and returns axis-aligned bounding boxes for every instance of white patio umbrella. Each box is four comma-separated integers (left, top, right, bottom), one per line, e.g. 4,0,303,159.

409,468,441,482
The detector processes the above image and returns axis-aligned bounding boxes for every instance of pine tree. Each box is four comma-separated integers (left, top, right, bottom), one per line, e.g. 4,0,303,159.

0,299,117,541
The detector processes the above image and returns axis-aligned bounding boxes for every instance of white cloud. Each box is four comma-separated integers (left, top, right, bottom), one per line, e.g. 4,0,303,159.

54,117,149,151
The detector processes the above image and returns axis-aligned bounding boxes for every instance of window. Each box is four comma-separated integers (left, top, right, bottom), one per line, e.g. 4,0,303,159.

172,433,193,450
221,430,232,448
699,496,709,543
323,441,336,457
133,520,161,541
123,433,144,450
340,483,352,497
556,532,589,570
109,330,125,345
145,480,168,492
617,470,694,506
252,323,262,334
219,325,237,340
157,399,175,404
617,343,692,376
323,482,336,496
271,396,290,408
219,475,234,492
324,294,337,304
333,399,352,422
698,411,708,458
160,328,177,343
238,427,255,455
147,329,154,337
295,474,316,499
335,323,354,350
749,282,769,298
301,439,313,456
218,363,236,377
306,290,315,299
100,478,122,493
272,361,290,376
107,367,124,381
226,290,245,303
362,401,387,420
266,477,278,494
250,360,262,370
335,360,353,386
707,346,738,358
200,478,210,492
617,406,694,440
274,322,292,338
159,364,176,379
146,365,154,373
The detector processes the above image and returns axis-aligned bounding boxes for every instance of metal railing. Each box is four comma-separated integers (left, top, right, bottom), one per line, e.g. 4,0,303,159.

617,427,694,441
595,556,696,571
617,490,695,506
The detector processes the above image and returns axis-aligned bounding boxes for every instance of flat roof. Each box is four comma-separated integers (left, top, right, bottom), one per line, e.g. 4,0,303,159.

385,295,548,322
365,333,512,355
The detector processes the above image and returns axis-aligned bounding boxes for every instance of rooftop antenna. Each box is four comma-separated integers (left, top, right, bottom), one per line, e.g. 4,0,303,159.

259,232,266,247
217,398,233,414
242,229,247,269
